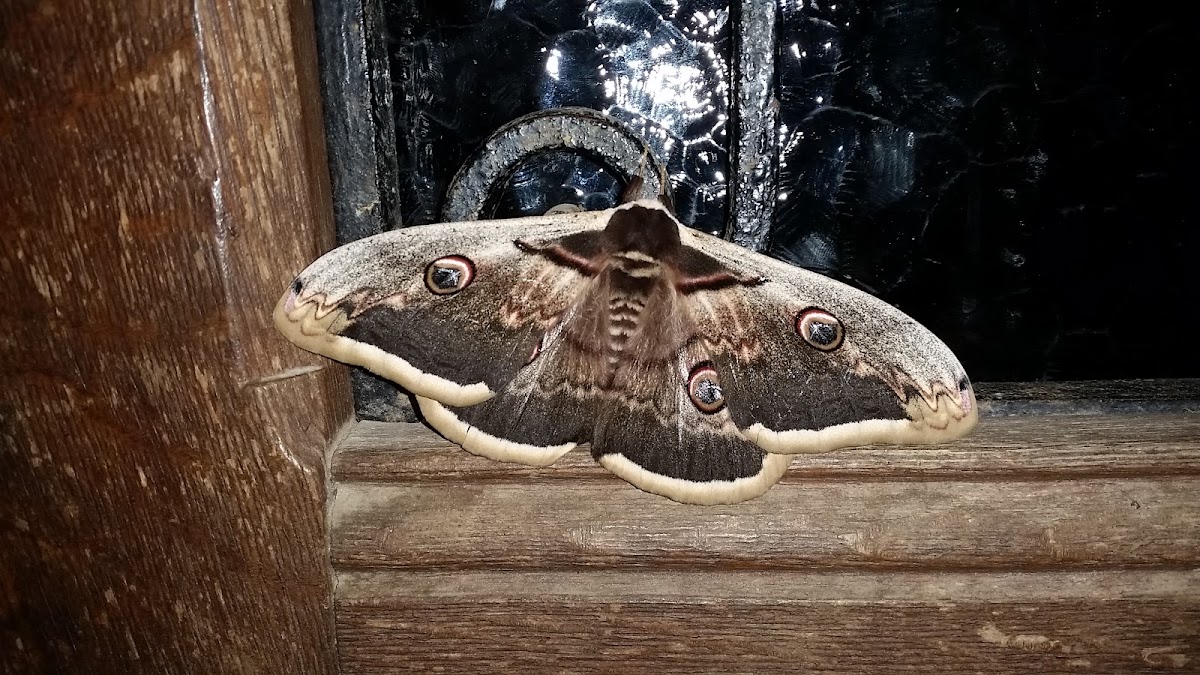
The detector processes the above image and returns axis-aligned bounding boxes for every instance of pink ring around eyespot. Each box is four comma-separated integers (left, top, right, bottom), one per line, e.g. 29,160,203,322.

795,307,844,351
424,255,475,295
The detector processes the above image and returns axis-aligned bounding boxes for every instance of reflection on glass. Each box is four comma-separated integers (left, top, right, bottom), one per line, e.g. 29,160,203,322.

772,0,1197,381
389,0,731,234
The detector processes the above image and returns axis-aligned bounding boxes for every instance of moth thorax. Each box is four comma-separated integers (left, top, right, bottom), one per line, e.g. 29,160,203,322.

610,251,662,279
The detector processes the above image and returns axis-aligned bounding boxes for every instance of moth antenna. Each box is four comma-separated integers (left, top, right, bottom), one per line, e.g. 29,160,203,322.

618,148,676,215
618,174,645,205
619,149,650,205
657,179,675,214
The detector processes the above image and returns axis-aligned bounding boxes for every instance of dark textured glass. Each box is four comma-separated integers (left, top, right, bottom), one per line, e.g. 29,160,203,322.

375,0,1198,394
385,0,732,234
772,0,1197,380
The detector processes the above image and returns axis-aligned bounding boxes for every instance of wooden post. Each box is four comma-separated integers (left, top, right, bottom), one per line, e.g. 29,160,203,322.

0,0,350,671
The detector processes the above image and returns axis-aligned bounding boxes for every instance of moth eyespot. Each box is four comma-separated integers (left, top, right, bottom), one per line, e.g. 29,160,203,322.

291,279,303,295
686,362,726,414
795,308,844,351
424,255,475,295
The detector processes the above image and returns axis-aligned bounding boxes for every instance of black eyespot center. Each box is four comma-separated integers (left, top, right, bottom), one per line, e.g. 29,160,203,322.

431,267,461,289
686,361,726,414
424,255,475,295
291,278,303,295
808,322,838,345
795,307,844,352
694,379,722,404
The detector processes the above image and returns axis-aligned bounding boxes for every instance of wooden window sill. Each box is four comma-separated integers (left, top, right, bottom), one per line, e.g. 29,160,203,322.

328,408,1199,673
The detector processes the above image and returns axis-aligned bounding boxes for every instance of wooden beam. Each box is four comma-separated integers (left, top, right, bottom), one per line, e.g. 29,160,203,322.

0,0,350,671
336,570,1199,674
330,413,1200,671
331,476,1199,571
333,413,1200,482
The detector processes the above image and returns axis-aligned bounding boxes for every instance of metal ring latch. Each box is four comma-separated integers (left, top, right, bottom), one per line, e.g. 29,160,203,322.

441,107,673,222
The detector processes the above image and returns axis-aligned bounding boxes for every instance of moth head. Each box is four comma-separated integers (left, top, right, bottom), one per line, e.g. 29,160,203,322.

794,307,845,352
424,255,475,295
601,203,682,259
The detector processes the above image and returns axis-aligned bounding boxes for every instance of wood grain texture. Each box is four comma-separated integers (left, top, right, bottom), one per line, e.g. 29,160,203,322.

330,413,1200,672
976,379,1200,415
0,0,350,672
332,477,1199,571
331,416,1200,572
977,378,1200,402
336,570,1199,674
333,413,1200,482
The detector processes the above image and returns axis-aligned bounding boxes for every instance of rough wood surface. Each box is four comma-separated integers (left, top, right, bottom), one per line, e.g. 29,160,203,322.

977,378,1200,402
337,570,1198,674
332,477,1199,571
334,413,1200,482
0,0,350,672
330,413,1200,672
336,570,1198,674
975,379,1200,415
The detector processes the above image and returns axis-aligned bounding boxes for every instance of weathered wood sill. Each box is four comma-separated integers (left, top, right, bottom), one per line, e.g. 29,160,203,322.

329,410,1200,673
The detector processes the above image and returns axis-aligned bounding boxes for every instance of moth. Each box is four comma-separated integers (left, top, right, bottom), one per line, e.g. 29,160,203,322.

274,197,977,504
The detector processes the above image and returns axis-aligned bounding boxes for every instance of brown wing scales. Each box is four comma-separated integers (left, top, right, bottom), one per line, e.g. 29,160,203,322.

277,200,975,503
